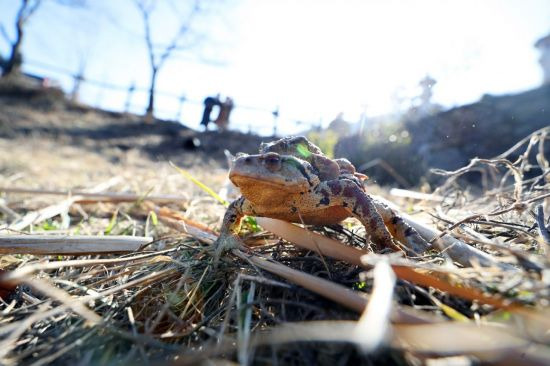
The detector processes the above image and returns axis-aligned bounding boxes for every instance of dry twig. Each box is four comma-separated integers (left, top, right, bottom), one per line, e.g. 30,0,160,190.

535,204,550,249
0,234,151,254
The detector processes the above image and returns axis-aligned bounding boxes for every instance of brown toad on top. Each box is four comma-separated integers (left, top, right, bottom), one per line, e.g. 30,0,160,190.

260,136,366,185
214,136,430,256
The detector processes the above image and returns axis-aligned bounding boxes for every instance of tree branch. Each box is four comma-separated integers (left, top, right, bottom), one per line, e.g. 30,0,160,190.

22,0,42,23
157,0,200,69
14,0,30,41
135,0,157,69
134,0,205,118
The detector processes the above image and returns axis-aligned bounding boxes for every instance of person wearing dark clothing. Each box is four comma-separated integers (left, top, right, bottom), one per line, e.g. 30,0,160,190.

201,95,221,129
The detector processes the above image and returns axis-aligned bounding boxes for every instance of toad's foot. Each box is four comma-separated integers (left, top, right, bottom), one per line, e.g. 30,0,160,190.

373,201,431,256
212,197,253,262
211,233,242,264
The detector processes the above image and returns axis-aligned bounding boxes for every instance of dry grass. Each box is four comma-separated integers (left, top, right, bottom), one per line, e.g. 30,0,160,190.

0,127,550,365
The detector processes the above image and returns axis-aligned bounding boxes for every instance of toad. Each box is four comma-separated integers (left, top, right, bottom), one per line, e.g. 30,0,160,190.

260,135,366,185
214,136,430,256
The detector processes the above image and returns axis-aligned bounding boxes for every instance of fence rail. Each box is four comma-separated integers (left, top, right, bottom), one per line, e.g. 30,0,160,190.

22,58,319,136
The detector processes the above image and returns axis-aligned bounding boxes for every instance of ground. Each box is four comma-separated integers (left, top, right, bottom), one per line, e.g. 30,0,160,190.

1,83,549,366
0,84,270,228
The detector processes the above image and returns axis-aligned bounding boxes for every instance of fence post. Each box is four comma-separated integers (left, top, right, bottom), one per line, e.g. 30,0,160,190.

70,72,84,102
125,83,136,113
272,106,279,136
176,94,186,121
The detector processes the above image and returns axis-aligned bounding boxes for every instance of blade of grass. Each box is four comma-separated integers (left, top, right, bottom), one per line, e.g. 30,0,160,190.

104,209,119,235
170,161,228,207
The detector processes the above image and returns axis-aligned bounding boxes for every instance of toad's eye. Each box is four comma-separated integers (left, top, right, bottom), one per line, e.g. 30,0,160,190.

266,155,280,164
263,153,281,171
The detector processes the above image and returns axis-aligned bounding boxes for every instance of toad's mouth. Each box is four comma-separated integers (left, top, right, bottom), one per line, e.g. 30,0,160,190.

229,172,300,188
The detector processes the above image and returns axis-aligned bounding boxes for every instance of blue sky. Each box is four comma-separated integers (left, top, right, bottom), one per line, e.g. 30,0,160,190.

1,0,549,135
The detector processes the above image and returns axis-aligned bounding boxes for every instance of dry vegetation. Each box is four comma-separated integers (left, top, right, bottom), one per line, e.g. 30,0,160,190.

1,90,550,365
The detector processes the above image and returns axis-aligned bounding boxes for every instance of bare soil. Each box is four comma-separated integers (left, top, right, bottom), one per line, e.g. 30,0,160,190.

0,85,271,199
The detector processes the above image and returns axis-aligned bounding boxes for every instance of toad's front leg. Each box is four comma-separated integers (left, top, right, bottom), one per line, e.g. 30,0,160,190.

311,179,401,252
213,196,255,258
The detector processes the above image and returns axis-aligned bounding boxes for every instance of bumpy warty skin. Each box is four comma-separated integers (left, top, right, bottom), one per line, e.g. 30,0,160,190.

214,136,431,255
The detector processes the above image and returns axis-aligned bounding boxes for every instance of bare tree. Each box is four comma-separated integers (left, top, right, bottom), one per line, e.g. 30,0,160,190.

0,0,42,78
135,0,201,122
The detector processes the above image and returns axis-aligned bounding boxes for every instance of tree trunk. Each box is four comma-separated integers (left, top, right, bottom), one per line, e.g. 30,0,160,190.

1,47,22,77
1,3,26,78
145,67,157,123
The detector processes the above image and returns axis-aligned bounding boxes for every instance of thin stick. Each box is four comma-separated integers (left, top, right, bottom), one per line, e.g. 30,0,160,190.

0,234,152,254
372,195,516,270
145,202,218,244
6,195,82,231
431,158,523,203
433,211,543,272
354,259,395,352
496,126,550,159
234,247,365,312
23,277,102,324
390,188,446,202
535,205,550,250
3,178,126,231
151,206,514,308
0,268,178,361
232,249,430,323
0,247,181,283
0,303,52,361
357,158,411,187
256,217,515,309
0,187,188,203
0,199,20,221
148,207,436,322
174,320,548,366
256,217,366,266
